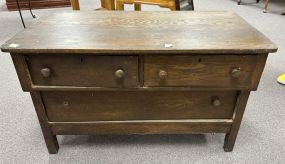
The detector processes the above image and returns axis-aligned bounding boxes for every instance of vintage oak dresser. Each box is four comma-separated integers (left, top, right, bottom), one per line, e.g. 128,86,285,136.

1,11,277,154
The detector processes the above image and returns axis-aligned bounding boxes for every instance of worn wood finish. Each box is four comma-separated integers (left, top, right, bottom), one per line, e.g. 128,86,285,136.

42,91,237,121
26,55,139,88
0,12,277,54
223,91,250,152
30,91,59,154
10,54,32,91
144,55,257,89
1,12,277,153
49,120,232,135
101,0,115,10
71,0,80,10
251,54,268,90
30,86,253,91
6,0,70,11
138,55,144,87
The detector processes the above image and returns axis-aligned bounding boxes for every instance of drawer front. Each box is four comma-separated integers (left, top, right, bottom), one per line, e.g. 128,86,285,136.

26,55,139,88
42,91,238,122
144,55,257,88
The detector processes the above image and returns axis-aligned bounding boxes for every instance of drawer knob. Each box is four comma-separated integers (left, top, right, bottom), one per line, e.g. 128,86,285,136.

115,69,125,79
231,68,242,78
41,68,51,78
212,97,221,106
63,101,69,107
158,70,168,79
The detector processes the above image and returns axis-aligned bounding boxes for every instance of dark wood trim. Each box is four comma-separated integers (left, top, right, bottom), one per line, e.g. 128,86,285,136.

11,54,32,91
6,0,71,11
1,49,277,54
139,55,144,87
30,91,59,154
223,91,250,152
30,85,252,91
175,0,180,10
251,54,268,90
49,120,232,135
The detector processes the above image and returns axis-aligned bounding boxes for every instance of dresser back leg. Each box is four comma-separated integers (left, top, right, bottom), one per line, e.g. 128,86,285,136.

223,91,250,152
30,91,59,154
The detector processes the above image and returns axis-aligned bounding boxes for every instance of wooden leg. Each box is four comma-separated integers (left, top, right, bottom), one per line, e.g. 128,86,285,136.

223,91,250,152
263,0,270,13
101,0,115,10
100,0,106,9
30,92,59,154
116,0,124,10
237,0,241,5
191,0,194,10
170,5,176,11
71,0,80,10
134,4,141,11
175,0,180,10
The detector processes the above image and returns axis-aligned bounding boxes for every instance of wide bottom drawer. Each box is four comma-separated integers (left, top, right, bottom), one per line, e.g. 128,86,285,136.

42,91,238,122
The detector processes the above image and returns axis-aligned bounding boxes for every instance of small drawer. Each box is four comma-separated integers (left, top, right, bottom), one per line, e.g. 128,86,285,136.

26,55,139,88
42,91,238,122
144,55,257,88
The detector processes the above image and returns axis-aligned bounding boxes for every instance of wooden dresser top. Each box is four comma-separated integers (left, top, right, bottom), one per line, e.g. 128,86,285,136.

1,11,277,54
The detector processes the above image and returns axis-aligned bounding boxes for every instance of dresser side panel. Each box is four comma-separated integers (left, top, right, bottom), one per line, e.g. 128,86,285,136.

10,54,32,91
251,54,268,90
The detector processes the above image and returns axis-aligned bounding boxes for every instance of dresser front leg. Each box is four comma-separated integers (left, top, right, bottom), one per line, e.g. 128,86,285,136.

30,91,59,154
223,91,250,152
38,125,59,154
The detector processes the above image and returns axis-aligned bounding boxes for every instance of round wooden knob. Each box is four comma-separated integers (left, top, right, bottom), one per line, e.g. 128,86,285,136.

231,68,242,78
63,101,69,107
114,69,125,79
158,70,168,79
212,97,221,106
41,68,51,78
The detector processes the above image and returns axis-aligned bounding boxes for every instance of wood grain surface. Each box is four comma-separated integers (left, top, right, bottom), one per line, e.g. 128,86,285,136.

6,0,70,11
1,11,277,54
144,55,257,88
2,11,276,153
26,55,139,87
41,91,238,121
30,91,59,154
50,120,232,135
